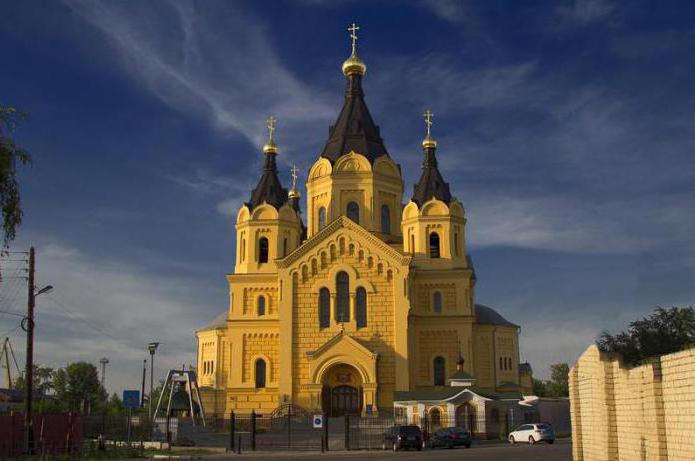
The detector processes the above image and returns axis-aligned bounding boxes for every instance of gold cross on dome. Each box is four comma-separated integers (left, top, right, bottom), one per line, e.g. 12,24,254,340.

266,116,277,142
348,23,360,54
424,110,434,136
290,165,299,189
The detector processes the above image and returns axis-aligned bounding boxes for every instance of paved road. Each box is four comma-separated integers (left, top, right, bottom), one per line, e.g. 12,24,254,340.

207,439,572,460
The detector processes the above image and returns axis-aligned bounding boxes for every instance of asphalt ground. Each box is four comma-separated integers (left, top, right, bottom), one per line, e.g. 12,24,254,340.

198,438,572,461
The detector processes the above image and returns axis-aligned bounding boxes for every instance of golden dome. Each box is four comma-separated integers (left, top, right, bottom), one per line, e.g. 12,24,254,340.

422,135,437,149
288,188,300,199
342,52,367,77
263,139,278,154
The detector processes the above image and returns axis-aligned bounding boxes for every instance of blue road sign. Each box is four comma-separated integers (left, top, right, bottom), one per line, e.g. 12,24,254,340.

123,390,141,408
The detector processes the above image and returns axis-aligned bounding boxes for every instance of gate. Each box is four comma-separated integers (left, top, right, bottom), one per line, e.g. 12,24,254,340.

254,406,322,451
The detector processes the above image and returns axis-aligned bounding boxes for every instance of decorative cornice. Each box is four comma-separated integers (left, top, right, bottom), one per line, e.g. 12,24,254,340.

277,216,411,268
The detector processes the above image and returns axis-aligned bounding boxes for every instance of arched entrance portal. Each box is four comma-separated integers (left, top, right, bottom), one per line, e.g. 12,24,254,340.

320,363,363,417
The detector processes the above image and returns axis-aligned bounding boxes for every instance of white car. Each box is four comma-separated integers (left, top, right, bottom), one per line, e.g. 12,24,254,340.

508,423,555,444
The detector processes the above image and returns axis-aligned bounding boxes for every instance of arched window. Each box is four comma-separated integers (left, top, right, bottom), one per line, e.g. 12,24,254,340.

430,407,442,429
257,296,266,316
429,232,440,258
211,361,214,374
336,271,350,322
499,357,503,370
433,356,446,386
255,359,266,388
381,204,390,234
347,202,359,224
318,288,330,328
433,291,442,313
356,287,367,328
410,234,415,253
258,237,269,263
318,207,327,230
454,232,459,256
240,238,245,262
282,238,288,257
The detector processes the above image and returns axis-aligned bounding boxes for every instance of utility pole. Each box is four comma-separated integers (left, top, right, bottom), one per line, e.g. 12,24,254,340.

141,359,147,407
24,246,35,455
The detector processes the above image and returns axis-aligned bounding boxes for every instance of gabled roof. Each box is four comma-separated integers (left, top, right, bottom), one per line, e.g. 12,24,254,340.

277,216,411,268
475,304,518,328
393,387,523,403
448,370,475,381
320,74,389,164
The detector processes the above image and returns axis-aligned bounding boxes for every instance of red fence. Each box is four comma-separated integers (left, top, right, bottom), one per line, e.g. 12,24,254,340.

0,413,83,456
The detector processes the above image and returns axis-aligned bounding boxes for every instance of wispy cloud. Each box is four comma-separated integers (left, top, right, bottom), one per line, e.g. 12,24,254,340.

557,0,616,25
4,241,224,393
64,0,334,160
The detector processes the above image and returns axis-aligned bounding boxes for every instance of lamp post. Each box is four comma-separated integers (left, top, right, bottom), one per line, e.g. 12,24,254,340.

23,246,53,456
148,342,159,420
99,357,109,387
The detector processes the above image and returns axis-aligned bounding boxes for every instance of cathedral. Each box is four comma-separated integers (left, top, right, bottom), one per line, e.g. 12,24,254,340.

196,26,531,425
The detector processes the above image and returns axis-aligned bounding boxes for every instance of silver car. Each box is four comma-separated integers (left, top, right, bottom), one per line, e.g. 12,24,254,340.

508,423,555,444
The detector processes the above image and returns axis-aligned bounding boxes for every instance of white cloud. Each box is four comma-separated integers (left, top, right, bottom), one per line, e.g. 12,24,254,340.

63,0,335,160
2,240,225,394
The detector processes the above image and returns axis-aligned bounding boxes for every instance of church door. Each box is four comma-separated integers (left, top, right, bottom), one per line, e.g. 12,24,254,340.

456,403,476,435
331,385,359,416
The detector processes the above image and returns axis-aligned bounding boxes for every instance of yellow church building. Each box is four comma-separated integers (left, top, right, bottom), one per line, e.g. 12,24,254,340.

196,28,531,426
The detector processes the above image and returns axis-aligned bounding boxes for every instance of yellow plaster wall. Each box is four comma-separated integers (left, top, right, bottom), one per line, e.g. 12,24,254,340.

570,344,695,461
289,230,399,409
414,329,463,388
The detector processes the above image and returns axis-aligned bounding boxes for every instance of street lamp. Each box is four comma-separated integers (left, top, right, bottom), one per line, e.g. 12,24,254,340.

147,342,159,420
99,357,109,387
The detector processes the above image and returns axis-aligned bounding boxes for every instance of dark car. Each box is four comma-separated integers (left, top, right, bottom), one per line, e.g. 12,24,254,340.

428,427,472,449
382,425,423,451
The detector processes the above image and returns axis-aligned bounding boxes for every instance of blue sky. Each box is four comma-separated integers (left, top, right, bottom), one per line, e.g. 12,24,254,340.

1,0,694,394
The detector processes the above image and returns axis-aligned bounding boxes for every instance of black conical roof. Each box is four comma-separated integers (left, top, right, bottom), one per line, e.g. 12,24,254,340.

411,145,452,206
321,74,389,163
247,152,289,210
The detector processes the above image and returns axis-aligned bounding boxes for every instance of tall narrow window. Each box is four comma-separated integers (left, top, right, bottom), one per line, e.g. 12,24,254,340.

381,205,391,234
454,232,459,256
258,237,269,263
433,291,442,313
356,287,367,328
434,356,446,386
240,238,245,262
318,288,330,328
255,359,266,388
499,357,504,370
336,271,350,322
318,207,327,230
347,202,359,224
429,232,440,258
282,238,288,257
430,408,441,429
410,234,415,253
257,296,266,316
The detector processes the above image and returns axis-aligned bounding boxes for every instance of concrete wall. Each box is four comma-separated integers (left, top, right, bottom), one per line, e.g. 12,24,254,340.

570,344,695,461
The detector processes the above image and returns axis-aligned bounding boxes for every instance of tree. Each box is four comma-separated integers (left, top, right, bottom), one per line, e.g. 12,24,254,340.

0,106,31,249
13,364,54,396
532,378,547,397
597,306,695,366
546,363,569,397
53,362,106,414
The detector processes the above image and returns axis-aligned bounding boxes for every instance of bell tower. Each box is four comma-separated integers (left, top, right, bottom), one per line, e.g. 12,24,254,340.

306,23,403,239
402,111,467,266
235,117,303,274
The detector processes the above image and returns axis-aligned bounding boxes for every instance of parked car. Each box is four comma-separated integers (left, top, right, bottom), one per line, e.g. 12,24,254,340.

508,423,555,445
428,427,472,449
382,425,423,451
